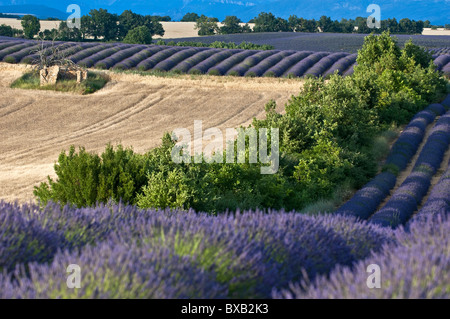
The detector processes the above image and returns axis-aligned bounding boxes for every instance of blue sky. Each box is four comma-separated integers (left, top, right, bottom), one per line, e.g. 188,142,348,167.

0,0,449,24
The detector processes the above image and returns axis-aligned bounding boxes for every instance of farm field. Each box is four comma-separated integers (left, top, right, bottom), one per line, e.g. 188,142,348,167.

0,62,302,203
0,26,449,301
1,36,449,78
1,95,449,298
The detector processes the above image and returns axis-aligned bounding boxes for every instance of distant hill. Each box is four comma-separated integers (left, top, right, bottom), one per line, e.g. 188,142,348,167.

0,4,66,20
0,1,448,24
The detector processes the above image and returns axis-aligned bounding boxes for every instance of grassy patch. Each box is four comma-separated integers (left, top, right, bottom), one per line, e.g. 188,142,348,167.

10,71,108,95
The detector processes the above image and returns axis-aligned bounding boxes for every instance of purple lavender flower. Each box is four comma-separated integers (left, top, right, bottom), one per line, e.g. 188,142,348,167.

245,50,296,77
284,52,330,77
262,51,312,77
274,213,450,299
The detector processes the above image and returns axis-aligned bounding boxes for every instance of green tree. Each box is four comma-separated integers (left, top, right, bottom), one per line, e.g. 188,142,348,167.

0,24,13,37
220,15,243,34
89,8,118,41
195,16,219,36
318,16,333,32
253,12,288,32
21,15,40,39
58,21,82,41
181,12,200,22
123,26,153,44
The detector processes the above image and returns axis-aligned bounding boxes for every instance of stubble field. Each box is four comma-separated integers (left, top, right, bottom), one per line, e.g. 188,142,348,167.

0,62,302,203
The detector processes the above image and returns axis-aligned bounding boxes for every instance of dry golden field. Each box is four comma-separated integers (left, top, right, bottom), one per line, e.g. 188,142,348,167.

0,62,303,203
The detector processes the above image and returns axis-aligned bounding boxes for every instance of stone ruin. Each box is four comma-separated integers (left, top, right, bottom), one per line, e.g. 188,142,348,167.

40,65,88,86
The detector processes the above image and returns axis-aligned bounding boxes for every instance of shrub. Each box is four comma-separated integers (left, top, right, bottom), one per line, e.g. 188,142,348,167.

34,144,150,207
123,26,152,44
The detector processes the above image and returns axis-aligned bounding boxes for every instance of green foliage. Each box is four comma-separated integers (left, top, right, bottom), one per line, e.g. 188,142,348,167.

123,26,153,44
0,24,13,37
36,31,448,214
10,72,108,95
21,15,40,39
181,12,200,22
34,145,150,207
155,40,273,50
195,16,219,36
220,16,246,34
253,12,290,32
353,31,447,124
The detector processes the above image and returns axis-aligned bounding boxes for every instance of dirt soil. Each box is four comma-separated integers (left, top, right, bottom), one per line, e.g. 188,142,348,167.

0,62,303,203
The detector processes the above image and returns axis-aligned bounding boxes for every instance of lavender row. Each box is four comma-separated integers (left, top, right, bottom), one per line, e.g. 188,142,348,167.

136,47,185,71
414,157,450,218
94,45,147,70
0,41,36,60
370,110,450,228
336,103,446,220
245,50,296,77
153,47,205,72
442,62,450,77
384,103,445,172
263,51,312,77
189,50,237,74
113,46,165,70
0,201,393,299
0,41,22,52
3,42,60,63
78,45,127,68
275,213,450,299
67,43,113,64
285,52,330,77
304,52,349,77
171,49,220,73
227,50,277,76
433,54,450,71
209,50,259,75
323,53,357,77
21,43,81,64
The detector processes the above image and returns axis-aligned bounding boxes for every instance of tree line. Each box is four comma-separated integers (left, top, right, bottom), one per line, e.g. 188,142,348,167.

192,12,436,35
0,9,447,42
0,9,166,43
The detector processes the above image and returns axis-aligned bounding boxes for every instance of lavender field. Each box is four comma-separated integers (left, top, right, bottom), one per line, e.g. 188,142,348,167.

1,36,449,78
1,96,449,298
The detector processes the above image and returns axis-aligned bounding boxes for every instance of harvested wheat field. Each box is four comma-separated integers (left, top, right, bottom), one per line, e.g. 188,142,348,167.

0,62,303,203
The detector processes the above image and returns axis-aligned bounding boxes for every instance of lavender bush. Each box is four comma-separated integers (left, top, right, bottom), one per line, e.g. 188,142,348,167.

226,50,277,76
0,201,393,299
245,51,296,77
152,48,204,72
303,52,349,77
0,42,36,60
188,50,237,74
433,54,450,71
263,51,312,77
285,52,329,77
136,47,185,71
113,46,165,70
208,50,259,75
323,53,357,77
94,45,146,70
67,44,114,64
78,45,126,68
414,158,450,219
275,213,450,299
171,49,220,73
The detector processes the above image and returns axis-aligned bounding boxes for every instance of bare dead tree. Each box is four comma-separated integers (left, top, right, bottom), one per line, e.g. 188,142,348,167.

31,32,85,83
